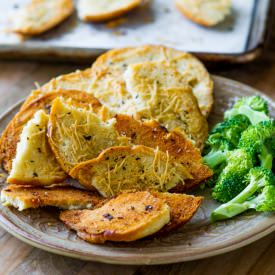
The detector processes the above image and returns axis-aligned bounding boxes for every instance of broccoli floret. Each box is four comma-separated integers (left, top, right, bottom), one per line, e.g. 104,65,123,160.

211,168,275,221
212,172,247,203
203,115,250,170
225,96,270,125
203,137,233,170
210,115,251,147
205,163,226,188
238,120,275,170
212,149,254,203
265,136,275,172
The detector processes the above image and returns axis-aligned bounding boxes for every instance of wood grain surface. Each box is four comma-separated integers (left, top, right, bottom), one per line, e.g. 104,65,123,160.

0,29,274,275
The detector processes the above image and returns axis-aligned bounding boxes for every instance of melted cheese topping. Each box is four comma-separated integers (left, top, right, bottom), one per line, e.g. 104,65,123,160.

8,110,66,185
49,98,130,172
121,62,208,148
71,145,192,197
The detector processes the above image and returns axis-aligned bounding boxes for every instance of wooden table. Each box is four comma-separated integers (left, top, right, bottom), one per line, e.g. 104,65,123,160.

0,33,275,275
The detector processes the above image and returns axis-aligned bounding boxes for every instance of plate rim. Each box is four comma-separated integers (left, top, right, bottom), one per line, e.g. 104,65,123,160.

0,75,274,265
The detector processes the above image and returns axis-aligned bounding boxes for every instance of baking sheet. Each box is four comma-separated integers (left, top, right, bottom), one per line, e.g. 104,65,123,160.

0,0,271,61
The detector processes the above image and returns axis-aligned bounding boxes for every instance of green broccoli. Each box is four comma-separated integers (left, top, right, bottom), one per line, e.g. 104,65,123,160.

238,120,275,170
212,149,254,203
225,96,270,125
203,115,250,170
205,163,226,188
203,137,233,170
211,168,275,221
210,114,251,146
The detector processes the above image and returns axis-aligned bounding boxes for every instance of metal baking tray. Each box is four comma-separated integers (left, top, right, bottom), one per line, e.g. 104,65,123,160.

0,0,271,63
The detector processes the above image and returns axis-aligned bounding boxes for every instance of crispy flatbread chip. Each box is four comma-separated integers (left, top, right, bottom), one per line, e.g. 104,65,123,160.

1,185,104,211
152,192,202,235
12,0,74,35
48,98,130,173
60,191,170,243
0,90,101,171
77,0,143,22
91,45,213,117
123,87,208,149
115,114,212,189
175,0,232,27
124,61,196,95
7,110,66,186
123,61,209,148
70,145,192,197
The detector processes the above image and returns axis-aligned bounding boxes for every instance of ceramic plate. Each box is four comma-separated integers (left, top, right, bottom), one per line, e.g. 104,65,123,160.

0,76,274,265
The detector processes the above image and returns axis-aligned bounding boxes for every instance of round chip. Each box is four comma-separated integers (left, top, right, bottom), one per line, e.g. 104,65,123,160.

175,0,232,27
70,145,192,197
90,45,213,117
77,0,143,22
60,191,170,243
12,0,74,35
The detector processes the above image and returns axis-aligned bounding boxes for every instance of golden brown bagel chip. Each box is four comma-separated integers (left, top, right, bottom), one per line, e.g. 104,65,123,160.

12,0,74,35
7,110,66,186
175,0,231,27
1,185,104,211
91,45,213,117
70,145,192,197
0,90,101,171
115,114,212,189
77,0,143,22
48,98,129,173
60,191,170,243
152,192,202,235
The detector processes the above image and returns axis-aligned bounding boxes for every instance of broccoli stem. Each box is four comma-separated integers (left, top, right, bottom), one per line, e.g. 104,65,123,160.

237,105,270,125
259,146,273,170
211,176,259,221
203,151,226,169
211,202,250,221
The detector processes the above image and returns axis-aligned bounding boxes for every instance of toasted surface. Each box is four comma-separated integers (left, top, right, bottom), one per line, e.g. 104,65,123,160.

1,185,104,211
70,145,192,197
41,69,94,93
7,110,66,186
175,0,232,27
123,61,209,147
41,69,116,119
12,0,74,35
115,114,212,189
152,192,202,235
60,191,170,243
77,0,142,22
48,98,129,173
91,45,213,117
124,61,196,96
0,90,101,172
122,83,208,149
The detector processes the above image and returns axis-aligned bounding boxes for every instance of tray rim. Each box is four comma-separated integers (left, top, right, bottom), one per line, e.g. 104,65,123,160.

0,75,274,265
0,0,272,64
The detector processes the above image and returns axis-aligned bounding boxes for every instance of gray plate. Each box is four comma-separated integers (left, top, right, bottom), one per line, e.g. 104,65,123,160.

0,76,274,265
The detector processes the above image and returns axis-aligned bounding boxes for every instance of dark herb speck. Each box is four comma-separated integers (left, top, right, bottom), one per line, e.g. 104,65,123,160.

103,213,113,220
145,205,153,211
83,135,92,141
